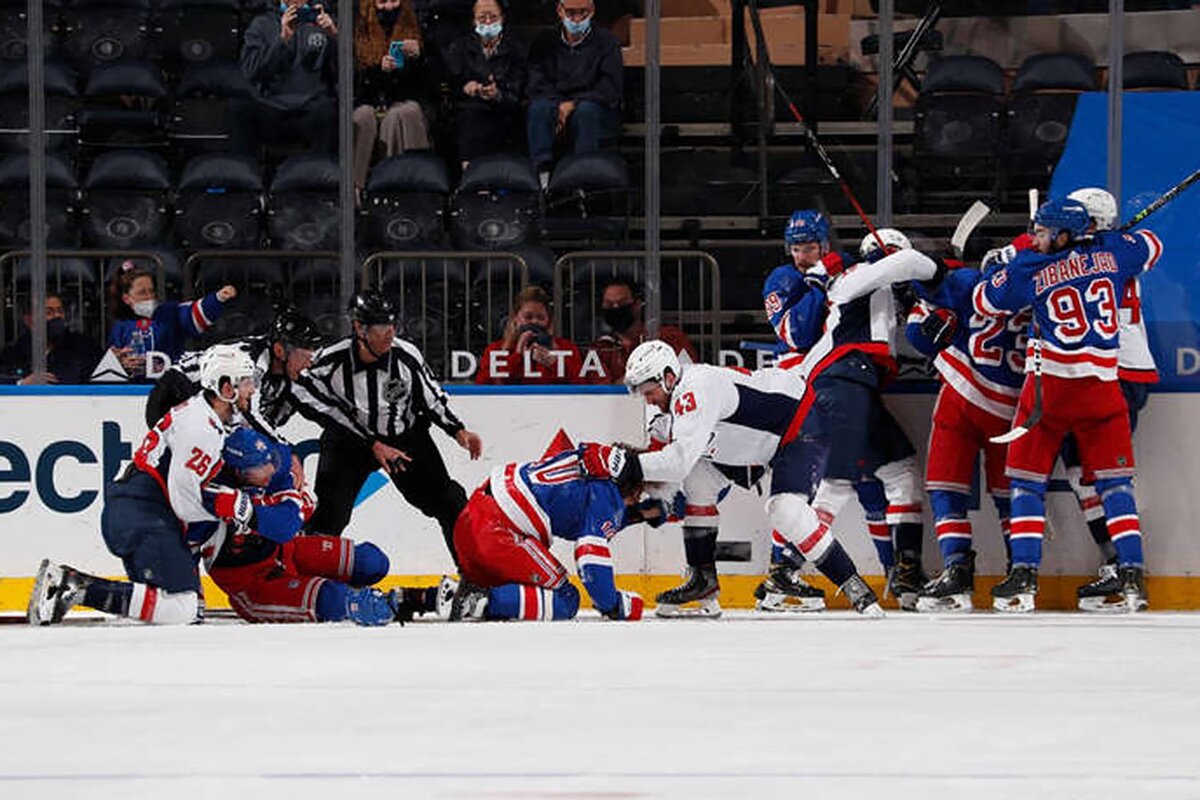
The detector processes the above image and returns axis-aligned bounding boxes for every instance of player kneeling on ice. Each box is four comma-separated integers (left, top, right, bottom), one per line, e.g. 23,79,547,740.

28,345,259,626
440,438,672,622
207,428,434,626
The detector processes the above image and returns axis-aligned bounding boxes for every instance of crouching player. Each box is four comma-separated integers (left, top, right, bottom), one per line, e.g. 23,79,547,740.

442,440,662,622
207,429,431,626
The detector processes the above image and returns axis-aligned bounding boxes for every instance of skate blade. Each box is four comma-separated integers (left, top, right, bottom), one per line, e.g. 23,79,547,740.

992,594,1035,613
655,599,722,619
915,594,973,614
755,593,825,613
857,602,886,619
1077,595,1132,614
895,591,919,612
26,559,55,626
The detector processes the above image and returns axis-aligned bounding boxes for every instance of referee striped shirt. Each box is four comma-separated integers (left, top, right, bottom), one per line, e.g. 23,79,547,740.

291,336,464,443
170,336,296,437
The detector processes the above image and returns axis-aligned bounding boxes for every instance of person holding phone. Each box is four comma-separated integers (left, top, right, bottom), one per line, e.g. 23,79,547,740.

352,0,433,202
444,0,526,168
235,0,338,155
475,286,584,385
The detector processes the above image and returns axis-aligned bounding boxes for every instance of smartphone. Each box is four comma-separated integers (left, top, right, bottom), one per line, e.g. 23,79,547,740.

295,4,318,23
388,40,406,69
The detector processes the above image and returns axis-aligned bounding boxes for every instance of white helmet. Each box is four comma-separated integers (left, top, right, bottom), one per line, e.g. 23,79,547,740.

199,344,257,395
859,227,912,261
624,340,681,390
1066,187,1118,231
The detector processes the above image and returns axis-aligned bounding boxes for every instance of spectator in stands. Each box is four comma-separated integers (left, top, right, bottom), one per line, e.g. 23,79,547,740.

235,0,339,156
0,292,102,385
476,285,584,384
526,0,623,190
106,261,237,378
588,276,698,383
354,0,434,203
444,0,527,168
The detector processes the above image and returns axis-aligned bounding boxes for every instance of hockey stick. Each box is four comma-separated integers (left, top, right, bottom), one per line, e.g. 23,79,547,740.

991,330,1043,444
744,3,887,254
1120,166,1200,230
950,200,991,258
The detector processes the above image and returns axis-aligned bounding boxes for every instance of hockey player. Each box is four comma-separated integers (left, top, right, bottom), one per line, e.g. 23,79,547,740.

440,440,659,622
904,259,1028,611
783,227,932,610
974,197,1161,612
206,428,428,625
587,339,899,617
28,345,260,625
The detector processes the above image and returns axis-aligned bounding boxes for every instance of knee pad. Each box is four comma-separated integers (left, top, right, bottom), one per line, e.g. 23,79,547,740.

139,588,199,625
767,493,830,561
350,542,390,587
876,456,920,506
812,479,855,519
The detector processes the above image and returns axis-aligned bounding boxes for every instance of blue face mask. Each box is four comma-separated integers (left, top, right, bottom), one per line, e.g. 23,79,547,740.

562,15,591,36
475,21,503,40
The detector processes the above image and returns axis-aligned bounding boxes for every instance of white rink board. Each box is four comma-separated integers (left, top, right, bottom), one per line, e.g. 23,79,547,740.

2,389,1200,578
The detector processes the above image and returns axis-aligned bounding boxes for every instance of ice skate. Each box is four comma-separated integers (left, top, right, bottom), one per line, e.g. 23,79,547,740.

991,565,1038,613
27,560,91,626
435,575,458,619
448,581,489,622
916,551,975,613
753,565,826,612
1076,561,1128,612
1118,565,1148,613
839,574,885,618
654,565,721,618
885,556,926,612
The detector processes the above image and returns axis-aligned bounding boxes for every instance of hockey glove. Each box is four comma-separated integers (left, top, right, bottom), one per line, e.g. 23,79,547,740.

802,268,828,292
819,250,850,277
210,486,257,528
919,307,958,351
602,590,645,621
346,587,399,627
580,443,643,490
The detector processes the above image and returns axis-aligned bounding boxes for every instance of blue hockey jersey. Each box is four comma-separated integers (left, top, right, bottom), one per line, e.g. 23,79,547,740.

973,230,1162,381
763,262,829,353
487,447,629,614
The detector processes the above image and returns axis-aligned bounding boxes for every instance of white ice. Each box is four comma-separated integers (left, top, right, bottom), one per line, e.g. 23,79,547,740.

2,612,1199,800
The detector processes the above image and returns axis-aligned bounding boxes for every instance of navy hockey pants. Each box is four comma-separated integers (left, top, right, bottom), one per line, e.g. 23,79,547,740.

101,470,201,594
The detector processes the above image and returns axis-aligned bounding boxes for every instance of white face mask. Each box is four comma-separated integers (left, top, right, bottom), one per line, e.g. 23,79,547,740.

132,299,159,319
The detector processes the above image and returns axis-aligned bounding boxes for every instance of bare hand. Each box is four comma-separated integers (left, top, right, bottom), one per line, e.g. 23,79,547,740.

556,100,576,133
402,39,420,58
528,343,555,368
463,80,482,97
372,441,412,473
455,429,483,460
216,285,237,302
17,371,58,386
382,54,399,72
514,329,537,354
281,5,298,41
479,80,499,101
315,5,337,35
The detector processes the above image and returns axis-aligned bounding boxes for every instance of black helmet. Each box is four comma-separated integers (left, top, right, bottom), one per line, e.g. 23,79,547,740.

349,291,398,326
271,309,323,349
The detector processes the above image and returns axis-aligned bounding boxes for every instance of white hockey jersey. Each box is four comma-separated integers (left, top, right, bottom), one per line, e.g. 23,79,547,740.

1118,277,1158,383
637,364,810,485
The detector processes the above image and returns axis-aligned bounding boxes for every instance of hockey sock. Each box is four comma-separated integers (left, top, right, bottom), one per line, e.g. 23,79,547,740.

877,456,923,561
126,585,199,624
349,542,390,587
991,494,1012,561
930,489,972,566
315,581,349,622
812,540,857,587
682,526,718,567
1008,478,1047,567
1095,477,1143,567
769,530,806,568
855,479,893,570
1088,518,1118,561
487,582,580,621
82,577,133,616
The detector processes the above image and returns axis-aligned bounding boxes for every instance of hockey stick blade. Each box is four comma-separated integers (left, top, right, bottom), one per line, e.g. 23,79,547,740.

991,424,1031,444
951,200,991,257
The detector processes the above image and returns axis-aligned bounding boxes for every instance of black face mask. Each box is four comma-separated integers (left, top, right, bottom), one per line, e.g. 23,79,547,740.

46,318,67,343
376,8,400,31
601,304,636,332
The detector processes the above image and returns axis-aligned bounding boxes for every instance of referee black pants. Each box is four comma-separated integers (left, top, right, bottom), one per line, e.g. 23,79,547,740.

307,425,467,564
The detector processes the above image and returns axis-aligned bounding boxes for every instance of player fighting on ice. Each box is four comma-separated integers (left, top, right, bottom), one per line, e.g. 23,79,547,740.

973,196,1161,612
28,345,259,625
439,434,676,622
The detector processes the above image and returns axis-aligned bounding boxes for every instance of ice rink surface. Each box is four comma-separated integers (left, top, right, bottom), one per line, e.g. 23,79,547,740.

2,611,1199,800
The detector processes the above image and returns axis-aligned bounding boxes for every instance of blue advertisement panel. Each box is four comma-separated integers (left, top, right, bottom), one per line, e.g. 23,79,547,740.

1050,92,1200,389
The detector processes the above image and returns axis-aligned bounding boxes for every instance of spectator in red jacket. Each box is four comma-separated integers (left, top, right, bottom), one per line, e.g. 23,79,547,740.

476,285,583,384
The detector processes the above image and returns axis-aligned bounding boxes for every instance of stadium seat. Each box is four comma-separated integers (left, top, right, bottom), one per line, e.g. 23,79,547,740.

159,0,240,69
450,153,541,250
77,60,168,147
171,61,254,157
0,153,79,247
376,256,468,374
289,258,343,339
1006,53,1096,178
174,153,264,251
81,149,170,249
544,152,631,245
268,155,340,251
1123,51,1189,91
0,60,79,154
8,256,99,344
60,0,158,69
0,0,63,64
362,153,451,250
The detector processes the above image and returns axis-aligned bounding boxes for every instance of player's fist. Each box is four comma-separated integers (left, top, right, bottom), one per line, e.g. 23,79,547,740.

820,250,848,277
602,590,644,621
802,268,828,292
920,307,958,351
580,443,641,488
213,487,256,526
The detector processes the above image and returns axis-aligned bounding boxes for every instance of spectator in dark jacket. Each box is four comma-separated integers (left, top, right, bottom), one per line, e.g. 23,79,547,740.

233,0,339,155
445,0,527,167
0,292,102,385
526,0,622,189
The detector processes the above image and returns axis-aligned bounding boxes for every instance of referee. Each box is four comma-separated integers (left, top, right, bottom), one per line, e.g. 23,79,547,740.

292,291,483,562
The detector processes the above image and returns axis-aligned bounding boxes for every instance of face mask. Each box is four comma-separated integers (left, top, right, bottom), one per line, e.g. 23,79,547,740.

475,21,503,40
132,299,158,319
562,15,591,36
601,304,635,332
46,318,67,342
